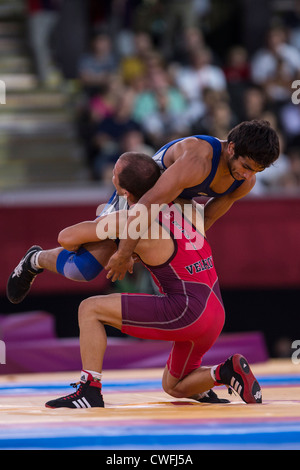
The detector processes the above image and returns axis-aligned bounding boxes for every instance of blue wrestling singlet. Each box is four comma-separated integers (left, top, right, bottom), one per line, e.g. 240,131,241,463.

152,135,244,199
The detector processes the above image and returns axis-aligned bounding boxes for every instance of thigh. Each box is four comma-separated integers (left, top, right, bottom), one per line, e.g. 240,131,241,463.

165,295,225,381
82,293,122,330
166,340,207,381
121,292,190,340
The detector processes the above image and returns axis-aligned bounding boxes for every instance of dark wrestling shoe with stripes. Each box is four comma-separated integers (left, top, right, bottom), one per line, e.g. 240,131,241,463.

194,389,230,404
6,246,43,304
214,354,262,404
45,371,104,409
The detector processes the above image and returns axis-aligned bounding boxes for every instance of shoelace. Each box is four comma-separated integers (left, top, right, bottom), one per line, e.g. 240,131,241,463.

227,386,237,397
71,381,81,389
62,381,86,400
12,259,25,278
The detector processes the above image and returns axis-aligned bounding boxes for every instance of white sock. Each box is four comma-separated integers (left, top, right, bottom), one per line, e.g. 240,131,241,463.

30,251,42,270
210,365,217,382
84,369,102,382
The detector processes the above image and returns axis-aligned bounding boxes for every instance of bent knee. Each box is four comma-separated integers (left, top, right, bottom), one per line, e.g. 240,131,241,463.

78,298,96,323
162,380,186,399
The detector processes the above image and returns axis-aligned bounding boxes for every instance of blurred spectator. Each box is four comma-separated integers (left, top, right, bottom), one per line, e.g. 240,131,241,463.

281,0,300,51
223,45,251,116
160,0,199,60
89,73,124,123
92,89,141,180
240,84,268,122
132,65,189,148
75,72,125,177
78,31,119,96
26,0,62,87
252,113,292,195
121,129,154,156
250,24,300,104
192,88,236,136
279,100,300,148
101,129,155,186
119,31,156,86
171,47,227,127
172,26,206,66
206,101,238,140
223,46,250,84
174,47,227,99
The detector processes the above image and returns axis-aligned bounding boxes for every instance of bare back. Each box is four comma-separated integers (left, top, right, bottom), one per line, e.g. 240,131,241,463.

124,199,205,267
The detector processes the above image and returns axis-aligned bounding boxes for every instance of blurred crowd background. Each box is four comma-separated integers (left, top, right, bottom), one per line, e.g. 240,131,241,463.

1,0,300,194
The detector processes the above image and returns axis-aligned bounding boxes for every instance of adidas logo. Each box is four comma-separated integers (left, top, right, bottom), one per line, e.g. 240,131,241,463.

230,377,242,395
254,390,262,401
72,397,91,408
80,372,89,382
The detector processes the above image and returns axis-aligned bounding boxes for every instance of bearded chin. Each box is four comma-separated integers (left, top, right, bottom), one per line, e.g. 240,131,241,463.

228,154,239,179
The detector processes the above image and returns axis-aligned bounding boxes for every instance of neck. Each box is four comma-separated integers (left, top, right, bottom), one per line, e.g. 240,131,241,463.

127,197,137,207
219,141,232,175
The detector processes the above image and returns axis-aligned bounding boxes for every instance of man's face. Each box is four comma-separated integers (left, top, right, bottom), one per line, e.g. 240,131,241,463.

227,144,265,181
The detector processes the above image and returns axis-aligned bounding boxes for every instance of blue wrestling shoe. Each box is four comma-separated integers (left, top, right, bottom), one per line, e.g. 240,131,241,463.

6,246,43,304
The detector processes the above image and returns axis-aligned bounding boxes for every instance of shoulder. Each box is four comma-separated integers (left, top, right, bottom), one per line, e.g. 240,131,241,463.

164,137,213,181
173,136,213,161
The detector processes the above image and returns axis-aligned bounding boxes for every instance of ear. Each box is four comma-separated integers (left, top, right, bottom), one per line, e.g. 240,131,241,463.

228,142,235,157
124,190,137,205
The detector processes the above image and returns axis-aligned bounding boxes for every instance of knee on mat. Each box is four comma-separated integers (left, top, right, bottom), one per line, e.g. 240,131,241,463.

162,381,186,399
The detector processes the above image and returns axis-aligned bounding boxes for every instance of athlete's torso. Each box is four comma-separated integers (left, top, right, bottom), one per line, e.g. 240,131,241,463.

152,135,244,199
141,203,221,302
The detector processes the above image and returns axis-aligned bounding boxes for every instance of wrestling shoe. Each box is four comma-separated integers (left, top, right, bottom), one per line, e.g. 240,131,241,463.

45,371,104,409
214,354,262,404
6,246,43,304
195,389,230,404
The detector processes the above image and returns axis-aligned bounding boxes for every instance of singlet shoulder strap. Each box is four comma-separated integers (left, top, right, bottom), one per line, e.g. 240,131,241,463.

193,135,222,184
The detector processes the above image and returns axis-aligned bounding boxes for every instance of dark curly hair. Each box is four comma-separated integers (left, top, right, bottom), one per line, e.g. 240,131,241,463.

118,152,161,200
227,120,280,168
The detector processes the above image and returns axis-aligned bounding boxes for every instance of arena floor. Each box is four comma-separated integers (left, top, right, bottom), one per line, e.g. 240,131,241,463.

0,359,299,450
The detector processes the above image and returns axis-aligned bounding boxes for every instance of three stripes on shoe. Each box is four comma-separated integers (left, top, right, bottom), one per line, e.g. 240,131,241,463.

72,397,92,408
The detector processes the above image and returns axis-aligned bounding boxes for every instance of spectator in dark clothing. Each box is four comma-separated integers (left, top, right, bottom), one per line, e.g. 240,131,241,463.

27,0,62,86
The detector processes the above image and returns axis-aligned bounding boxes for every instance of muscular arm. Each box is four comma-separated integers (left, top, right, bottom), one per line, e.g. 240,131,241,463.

57,212,127,251
204,175,256,231
118,139,211,257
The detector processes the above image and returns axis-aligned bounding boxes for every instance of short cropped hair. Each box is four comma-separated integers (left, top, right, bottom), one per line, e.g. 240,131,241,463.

118,152,161,200
227,119,280,168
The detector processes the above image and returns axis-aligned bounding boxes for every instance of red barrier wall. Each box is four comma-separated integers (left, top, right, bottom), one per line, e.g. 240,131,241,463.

0,202,110,296
1,195,300,294
207,196,300,288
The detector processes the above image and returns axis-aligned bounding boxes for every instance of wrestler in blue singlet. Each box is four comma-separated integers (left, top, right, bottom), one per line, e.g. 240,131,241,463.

152,135,244,199
56,135,244,280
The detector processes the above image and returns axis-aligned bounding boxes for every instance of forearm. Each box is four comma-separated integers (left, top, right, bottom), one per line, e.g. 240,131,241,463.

204,197,234,231
57,212,124,251
117,200,156,257
57,221,100,251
